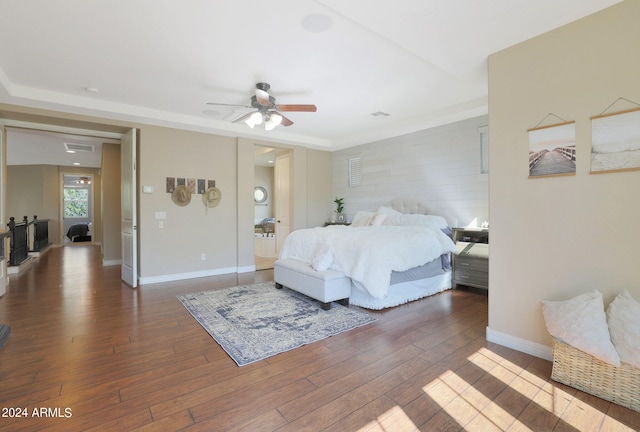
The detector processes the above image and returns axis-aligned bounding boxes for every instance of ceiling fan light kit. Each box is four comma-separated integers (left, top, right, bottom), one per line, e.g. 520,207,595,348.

207,82,316,131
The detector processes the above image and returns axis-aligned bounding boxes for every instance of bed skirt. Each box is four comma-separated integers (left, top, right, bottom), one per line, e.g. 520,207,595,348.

349,272,452,310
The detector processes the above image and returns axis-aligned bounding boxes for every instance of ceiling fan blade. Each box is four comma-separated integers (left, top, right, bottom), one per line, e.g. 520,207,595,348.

206,102,252,108
276,112,294,127
255,88,270,106
275,104,317,112
232,111,256,124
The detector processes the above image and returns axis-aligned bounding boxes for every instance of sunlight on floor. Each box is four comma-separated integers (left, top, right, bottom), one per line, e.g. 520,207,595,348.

421,347,635,431
358,348,634,432
357,406,418,431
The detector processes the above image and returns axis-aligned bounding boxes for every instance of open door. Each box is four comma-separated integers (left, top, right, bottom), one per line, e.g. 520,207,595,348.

0,125,6,297
121,128,137,287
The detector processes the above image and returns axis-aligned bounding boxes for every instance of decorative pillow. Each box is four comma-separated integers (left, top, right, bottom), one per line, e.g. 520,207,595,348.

351,211,376,227
607,290,640,368
366,213,386,226
382,213,448,229
542,290,620,366
310,243,333,271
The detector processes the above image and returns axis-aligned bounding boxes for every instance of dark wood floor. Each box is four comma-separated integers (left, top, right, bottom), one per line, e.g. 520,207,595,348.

0,245,638,431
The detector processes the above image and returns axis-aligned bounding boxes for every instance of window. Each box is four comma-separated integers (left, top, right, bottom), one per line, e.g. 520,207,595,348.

64,187,89,217
479,126,489,174
348,156,362,187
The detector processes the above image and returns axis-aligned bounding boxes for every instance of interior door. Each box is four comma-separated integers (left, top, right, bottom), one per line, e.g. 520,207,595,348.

0,126,6,297
274,151,291,254
121,128,137,287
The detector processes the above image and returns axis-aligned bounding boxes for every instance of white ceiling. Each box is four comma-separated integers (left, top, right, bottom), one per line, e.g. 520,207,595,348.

0,0,622,166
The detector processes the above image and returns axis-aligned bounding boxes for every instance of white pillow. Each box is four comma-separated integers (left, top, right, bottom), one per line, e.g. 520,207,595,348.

376,206,403,216
310,243,333,271
607,290,640,368
382,213,448,229
542,290,620,366
351,211,376,227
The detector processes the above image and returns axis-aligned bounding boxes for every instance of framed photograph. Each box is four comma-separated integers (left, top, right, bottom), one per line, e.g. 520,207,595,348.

591,108,640,173
166,177,175,193
187,178,196,193
528,121,576,178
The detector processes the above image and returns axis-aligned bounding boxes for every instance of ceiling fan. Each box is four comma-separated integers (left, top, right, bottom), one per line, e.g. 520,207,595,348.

207,82,317,130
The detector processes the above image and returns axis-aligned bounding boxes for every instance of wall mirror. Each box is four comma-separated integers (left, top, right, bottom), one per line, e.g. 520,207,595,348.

254,186,268,203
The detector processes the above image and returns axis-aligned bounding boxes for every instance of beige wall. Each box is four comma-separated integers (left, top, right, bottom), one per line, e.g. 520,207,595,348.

487,1,640,358
137,126,238,280
305,149,334,227
135,128,334,282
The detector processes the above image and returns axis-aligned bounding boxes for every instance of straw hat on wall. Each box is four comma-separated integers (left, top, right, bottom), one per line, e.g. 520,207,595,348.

171,185,191,206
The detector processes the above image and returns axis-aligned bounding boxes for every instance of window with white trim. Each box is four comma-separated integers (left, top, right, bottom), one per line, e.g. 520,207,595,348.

64,187,89,218
348,156,362,187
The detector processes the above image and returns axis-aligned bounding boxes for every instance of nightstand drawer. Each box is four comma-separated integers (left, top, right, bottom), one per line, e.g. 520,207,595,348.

454,255,487,272
454,269,488,287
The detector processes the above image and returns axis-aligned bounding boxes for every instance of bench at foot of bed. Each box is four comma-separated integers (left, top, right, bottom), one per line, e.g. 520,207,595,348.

274,259,351,310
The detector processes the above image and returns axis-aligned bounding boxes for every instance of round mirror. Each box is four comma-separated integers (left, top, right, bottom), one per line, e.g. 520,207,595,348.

254,186,268,203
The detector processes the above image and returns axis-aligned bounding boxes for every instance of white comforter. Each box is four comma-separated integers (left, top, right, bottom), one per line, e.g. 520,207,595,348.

278,225,456,299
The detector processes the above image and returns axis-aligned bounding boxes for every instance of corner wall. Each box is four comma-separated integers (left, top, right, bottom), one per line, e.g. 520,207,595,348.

488,1,640,357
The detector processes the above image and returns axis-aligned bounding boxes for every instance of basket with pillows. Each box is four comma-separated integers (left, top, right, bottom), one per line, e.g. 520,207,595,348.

542,289,640,412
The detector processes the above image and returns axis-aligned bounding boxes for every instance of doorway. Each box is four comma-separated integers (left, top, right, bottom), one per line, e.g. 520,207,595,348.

2,121,128,274
62,174,94,244
253,145,291,270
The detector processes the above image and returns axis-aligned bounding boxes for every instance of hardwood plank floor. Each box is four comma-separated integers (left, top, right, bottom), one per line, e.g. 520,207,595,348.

0,245,638,431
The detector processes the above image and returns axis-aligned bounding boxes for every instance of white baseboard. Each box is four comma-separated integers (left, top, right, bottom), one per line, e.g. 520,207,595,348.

486,327,553,361
102,259,121,266
237,265,256,273
139,266,238,285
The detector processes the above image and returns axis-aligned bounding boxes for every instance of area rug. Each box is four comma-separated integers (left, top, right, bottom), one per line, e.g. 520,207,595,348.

0,324,10,349
177,282,376,366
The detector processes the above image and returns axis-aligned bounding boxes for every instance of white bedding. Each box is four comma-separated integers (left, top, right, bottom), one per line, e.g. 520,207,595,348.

278,224,455,299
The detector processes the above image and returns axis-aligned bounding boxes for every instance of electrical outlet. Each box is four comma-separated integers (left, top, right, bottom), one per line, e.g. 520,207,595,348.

201,253,206,261
158,221,164,229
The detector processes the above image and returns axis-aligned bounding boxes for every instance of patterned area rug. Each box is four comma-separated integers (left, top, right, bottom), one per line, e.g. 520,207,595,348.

0,324,10,349
177,282,376,366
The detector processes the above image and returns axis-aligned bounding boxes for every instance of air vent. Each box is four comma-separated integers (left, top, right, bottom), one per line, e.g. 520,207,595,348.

64,143,95,152
370,111,390,117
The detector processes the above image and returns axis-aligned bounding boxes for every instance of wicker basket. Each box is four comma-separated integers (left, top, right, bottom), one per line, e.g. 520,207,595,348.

551,339,640,412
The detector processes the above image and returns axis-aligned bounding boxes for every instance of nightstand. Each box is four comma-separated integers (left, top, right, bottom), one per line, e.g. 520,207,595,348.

451,228,489,290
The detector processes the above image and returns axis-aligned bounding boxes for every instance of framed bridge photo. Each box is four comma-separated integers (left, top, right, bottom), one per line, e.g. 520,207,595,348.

590,107,640,174
528,121,576,178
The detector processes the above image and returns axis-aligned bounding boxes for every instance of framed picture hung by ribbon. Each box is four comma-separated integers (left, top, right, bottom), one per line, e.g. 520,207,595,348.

528,119,576,178
591,106,640,174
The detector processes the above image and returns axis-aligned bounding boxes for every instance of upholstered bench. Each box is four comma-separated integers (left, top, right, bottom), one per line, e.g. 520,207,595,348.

274,259,351,310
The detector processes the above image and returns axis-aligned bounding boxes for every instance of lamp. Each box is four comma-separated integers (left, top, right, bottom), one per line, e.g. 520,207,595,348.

244,111,263,129
264,113,283,131
78,176,91,185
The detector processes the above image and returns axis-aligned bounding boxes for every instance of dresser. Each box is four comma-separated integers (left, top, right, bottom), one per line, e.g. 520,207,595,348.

451,228,489,290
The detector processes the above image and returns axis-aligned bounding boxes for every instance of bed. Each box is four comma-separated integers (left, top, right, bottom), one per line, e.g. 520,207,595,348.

66,223,91,242
275,198,456,309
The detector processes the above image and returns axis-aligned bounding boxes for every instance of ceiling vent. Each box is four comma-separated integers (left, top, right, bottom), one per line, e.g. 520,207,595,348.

65,142,95,152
